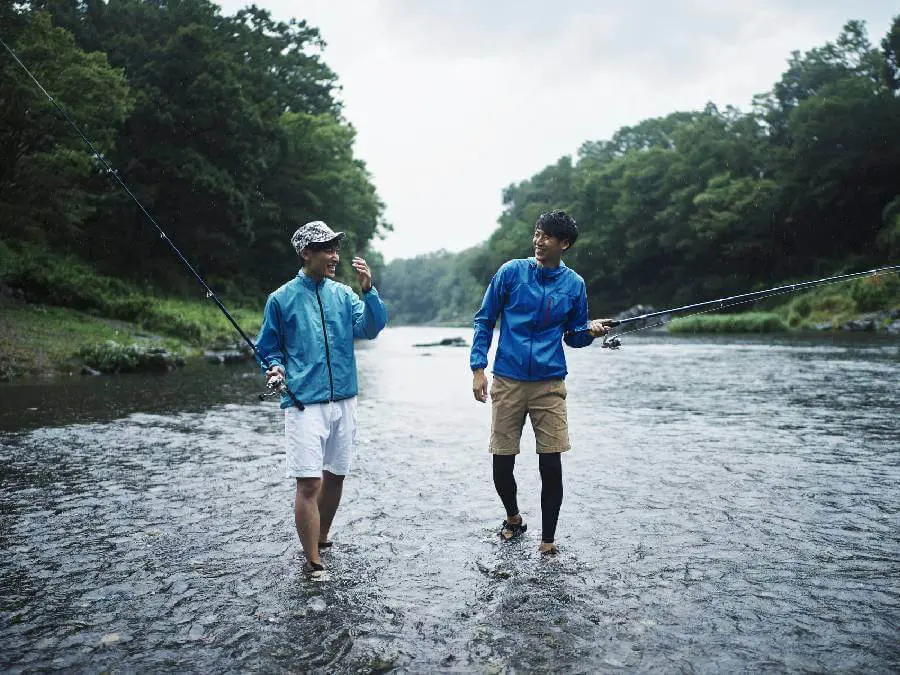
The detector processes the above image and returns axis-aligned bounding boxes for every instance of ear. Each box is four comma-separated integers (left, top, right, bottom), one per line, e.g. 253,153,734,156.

560,239,571,252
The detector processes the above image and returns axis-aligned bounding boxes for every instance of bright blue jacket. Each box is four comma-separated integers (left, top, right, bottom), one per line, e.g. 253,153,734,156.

256,271,388,407
470,258,594,381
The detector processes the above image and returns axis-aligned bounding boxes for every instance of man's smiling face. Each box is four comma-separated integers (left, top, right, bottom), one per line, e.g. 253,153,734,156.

533,228,568,266
302,242,341,280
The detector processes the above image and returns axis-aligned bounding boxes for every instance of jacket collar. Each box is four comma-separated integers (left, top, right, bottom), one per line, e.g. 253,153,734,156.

297,268,326,289
528,257,567,280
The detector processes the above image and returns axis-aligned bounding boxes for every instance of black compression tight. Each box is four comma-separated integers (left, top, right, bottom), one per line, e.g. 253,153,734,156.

538,453,563,543
492,454,519,519
492,453,564,543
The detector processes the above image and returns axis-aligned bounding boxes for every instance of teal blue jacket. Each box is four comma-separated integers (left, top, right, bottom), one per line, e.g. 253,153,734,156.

470,258,593,381
256,271,388,407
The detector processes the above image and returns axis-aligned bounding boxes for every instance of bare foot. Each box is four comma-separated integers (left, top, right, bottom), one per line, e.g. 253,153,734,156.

538,542,558,555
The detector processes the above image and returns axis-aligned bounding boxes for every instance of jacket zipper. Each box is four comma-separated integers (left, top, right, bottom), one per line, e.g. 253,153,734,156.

315,283,334,401
529,268,545,378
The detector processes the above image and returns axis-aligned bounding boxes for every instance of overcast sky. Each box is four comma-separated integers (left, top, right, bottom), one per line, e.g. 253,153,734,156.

218,0,897,261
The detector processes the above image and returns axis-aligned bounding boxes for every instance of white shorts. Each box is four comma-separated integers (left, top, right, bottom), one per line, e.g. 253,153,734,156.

284,397,358,479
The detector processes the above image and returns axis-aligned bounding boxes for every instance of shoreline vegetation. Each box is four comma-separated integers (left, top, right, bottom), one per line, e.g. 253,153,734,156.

0,242,263,380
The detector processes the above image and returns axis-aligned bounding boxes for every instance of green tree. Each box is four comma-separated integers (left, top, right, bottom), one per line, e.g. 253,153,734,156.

0,11,132,246
762,20,900,272
8,0,385,299
380,249,483,325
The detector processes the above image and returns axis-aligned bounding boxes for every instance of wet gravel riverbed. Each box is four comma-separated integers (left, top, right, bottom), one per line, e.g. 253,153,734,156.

1,327,898,672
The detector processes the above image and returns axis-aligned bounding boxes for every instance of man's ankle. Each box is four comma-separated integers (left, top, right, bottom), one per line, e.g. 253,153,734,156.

507,514,522,524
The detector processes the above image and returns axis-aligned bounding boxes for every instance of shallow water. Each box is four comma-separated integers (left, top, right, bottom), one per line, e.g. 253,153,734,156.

1,328,898,672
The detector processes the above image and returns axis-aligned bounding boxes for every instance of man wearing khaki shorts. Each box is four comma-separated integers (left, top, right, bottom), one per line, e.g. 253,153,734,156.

470,210,610,555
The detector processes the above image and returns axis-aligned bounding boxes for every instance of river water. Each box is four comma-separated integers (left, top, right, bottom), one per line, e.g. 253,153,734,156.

1,327,898,673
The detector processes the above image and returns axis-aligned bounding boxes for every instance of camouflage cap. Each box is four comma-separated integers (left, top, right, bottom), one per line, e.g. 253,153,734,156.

290,221,345,254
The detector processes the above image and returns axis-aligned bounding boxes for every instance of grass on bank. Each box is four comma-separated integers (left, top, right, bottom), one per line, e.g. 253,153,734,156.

778,271,899,328
0,240,262,342
0,240,263,379
0,304,167,378
668,312,788,333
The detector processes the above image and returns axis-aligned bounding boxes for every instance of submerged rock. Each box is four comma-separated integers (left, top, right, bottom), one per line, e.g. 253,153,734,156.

203,340,254,364
413,337,469,348
203,349,251,365
842,314,878,331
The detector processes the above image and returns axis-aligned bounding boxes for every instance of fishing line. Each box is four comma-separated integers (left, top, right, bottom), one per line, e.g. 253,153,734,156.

1,35,304,409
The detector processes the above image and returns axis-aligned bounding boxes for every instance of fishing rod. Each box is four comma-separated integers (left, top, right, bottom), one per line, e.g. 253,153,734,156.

1,35,303,409
572,264,900,349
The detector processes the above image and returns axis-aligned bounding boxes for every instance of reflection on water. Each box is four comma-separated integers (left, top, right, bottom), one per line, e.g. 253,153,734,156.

1,328,898,672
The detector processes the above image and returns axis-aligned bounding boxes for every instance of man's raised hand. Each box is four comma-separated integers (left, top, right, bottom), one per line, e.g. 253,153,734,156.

352,257,373,293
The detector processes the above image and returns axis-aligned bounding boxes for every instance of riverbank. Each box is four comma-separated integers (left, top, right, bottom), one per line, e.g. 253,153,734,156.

0,295,260,380
667,308,900,334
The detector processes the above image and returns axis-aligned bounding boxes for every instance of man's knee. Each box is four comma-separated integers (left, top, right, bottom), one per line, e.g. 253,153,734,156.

296,477,321,499
538,452,562,478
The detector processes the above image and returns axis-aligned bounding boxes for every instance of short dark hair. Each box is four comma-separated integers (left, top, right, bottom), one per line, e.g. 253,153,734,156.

535,210,578,247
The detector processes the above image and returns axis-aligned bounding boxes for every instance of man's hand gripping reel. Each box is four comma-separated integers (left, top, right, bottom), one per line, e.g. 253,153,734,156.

565,319,623,350
259,370,305,410
259,373,287,400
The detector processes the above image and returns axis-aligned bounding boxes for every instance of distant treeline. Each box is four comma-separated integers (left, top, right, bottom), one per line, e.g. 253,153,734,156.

377,248,483,325
381,18,900,324
1,1,386,300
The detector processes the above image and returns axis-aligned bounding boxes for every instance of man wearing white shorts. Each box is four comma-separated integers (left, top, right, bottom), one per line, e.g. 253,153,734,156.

256,221,388,580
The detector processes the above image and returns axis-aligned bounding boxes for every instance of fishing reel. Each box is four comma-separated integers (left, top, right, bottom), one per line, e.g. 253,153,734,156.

258,374,306,410
601,334,622,350
259,375,288,401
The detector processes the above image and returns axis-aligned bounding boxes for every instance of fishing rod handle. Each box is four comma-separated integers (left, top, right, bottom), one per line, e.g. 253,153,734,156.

565,319,621,338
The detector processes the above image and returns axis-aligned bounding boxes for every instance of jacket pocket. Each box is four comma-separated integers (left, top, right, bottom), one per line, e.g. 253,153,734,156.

542,293,576,327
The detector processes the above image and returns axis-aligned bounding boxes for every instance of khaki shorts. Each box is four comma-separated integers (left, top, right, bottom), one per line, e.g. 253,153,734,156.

489,374,569,455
